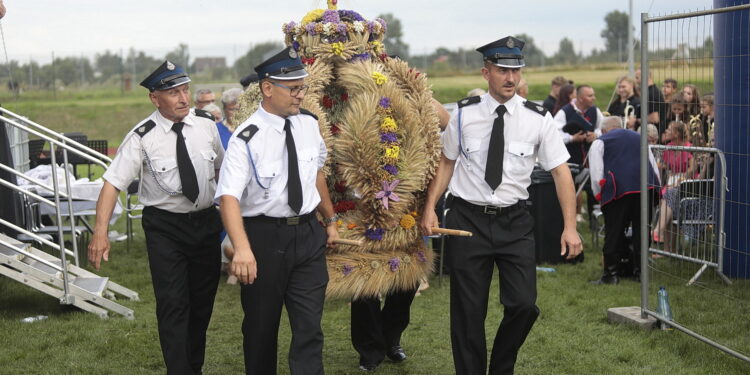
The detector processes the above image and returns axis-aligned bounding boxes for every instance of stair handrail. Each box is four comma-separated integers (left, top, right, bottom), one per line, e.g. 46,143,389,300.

0,235,65,274
0,110,112,168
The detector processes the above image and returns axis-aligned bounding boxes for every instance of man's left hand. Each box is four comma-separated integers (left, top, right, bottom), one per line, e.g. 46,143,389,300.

560,228,583,259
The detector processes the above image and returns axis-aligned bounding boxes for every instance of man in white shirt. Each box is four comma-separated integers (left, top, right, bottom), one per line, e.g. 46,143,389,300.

215,46,338,375
88,61,224,375
420,36,581,375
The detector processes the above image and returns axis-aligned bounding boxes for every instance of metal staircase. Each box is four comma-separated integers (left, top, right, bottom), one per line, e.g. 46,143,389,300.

0,106,139,319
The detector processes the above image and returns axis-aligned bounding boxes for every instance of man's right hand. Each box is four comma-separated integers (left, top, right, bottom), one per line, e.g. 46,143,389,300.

419,207,440,236
231,247,257,285
87,231,111,271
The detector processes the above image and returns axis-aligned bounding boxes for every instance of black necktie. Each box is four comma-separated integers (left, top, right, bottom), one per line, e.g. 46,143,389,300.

284,119,303,214
171,122,199,203
484,105,507,190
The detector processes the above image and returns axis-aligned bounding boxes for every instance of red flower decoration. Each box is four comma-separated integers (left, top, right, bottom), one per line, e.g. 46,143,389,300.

598,178,606,187
408,68,421,78
302,57,316,65
378,53,388,62
334,200,356,213
330,123,341,135
595,192,602,201
334,180,347,193
322,95,334,109
340,92,348,102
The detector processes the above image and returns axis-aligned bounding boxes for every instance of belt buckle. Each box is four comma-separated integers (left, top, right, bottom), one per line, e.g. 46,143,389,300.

286,216,301,225
483,205,499,215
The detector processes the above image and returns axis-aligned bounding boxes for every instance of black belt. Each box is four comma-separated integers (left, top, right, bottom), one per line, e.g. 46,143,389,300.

144,205,217,219
244,212,315,226
452,196,526,215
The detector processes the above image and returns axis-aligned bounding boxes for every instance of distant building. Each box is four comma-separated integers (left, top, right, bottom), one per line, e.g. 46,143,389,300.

192,57,227,72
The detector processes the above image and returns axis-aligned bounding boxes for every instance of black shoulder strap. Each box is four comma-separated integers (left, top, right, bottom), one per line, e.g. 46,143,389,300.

132,120,156,137
523,100,548,116
194,108,215,121
298,108,318,120
457,96,481,108
236,125,259,143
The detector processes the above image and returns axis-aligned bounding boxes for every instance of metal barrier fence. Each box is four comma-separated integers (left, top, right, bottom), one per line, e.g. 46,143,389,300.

640,3,750,363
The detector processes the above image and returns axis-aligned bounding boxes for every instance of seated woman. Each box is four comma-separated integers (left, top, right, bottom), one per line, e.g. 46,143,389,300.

608,76,641,129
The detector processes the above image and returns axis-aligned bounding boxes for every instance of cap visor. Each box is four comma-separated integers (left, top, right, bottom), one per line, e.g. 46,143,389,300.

157,76,191,91
269,69,309,81
492,59,526,68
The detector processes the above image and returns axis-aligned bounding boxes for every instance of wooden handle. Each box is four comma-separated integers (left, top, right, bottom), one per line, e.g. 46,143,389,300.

431,227,473,236
333,238,363,246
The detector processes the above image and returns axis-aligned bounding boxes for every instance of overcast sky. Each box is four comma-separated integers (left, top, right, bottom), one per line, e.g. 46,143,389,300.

0,0,713,65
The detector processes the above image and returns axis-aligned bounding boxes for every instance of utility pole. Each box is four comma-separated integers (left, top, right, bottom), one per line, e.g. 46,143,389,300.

627,0,635,76
51,51,57,99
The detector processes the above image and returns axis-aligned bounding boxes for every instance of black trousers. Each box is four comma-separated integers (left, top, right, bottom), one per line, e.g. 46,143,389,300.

142,206,222,375
350,285,418,366
446,201,539,375
240,216,328,375
601,194,642,269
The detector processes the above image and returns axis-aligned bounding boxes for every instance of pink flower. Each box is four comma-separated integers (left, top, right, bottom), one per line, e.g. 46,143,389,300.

374,179,400,209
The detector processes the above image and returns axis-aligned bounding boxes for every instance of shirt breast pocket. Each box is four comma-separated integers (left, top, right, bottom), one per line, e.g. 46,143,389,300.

461,137,483,170
256,160,281,187
200,149,218,180
506,141,535,175
151,158,180,191
297,148,319,182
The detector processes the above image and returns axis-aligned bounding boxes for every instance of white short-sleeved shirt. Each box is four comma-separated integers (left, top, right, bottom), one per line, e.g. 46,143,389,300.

215,103,327,217
442,93,569,206
103,110,224,213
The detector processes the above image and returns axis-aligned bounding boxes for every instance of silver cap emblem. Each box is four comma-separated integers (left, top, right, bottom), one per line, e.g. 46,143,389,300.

289,49,298,59
506,38,515,48
166,61,175,70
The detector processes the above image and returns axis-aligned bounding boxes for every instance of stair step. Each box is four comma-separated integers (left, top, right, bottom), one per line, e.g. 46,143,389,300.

22,258,61,277
71,277,109,296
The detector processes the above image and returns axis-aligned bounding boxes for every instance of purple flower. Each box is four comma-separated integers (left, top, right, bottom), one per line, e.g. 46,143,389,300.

343,264,353,276
365,228,385,241
379,96,391,108
351,53,370,62
322,10,340,23
383,164,398,175
292,41,300,52
380,132,398,143
305,23,318,36
374,179,400,210
388,257,400,272
416,251,426,262
339,9,364,22
366,21,377,33
375,18,388,33
284,21,297,34
336,23,348,34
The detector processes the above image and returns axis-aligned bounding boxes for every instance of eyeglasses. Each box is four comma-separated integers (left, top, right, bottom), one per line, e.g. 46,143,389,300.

271,82,309,97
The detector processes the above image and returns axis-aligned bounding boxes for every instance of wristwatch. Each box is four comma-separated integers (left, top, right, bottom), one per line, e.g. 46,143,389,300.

324,214,339,226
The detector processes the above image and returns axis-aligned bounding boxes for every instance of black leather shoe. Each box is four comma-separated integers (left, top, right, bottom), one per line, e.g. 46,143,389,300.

359,363,378,372
386,346,407,362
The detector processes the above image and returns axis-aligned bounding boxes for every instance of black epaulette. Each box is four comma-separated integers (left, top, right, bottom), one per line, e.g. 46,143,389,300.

457,96,481,108
298,108,318,120
523,100,548,116
194,108,215,121
236,125,259,143
132,120,156,137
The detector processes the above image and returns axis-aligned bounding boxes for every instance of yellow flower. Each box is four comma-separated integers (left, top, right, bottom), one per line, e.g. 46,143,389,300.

331,42,345,56
400,214,416,229
385,146,400,159
301,9,325,25
371,71,388,85
370,41,384,53
380,116,397,132
336,219,343,226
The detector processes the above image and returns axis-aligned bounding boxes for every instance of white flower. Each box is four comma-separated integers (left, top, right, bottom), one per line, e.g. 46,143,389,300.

323,23,332,35
353,21,365,33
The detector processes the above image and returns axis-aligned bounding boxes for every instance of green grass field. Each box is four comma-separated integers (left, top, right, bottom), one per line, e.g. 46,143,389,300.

1,217,749,374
